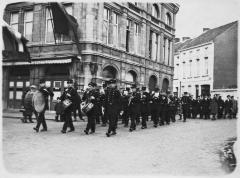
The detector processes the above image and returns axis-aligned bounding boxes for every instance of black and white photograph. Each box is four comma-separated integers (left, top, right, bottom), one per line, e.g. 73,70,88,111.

1,0,239,177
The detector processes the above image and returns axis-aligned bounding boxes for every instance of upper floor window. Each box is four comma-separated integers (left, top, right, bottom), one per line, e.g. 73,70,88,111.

126,19,131,52
112,12,118,47
166,13,172,26
10,12,19,32
134,22,140,54
45,7,54,43
103,7,110,44
204,57,208,75
24,10,33,42
152,4,159,18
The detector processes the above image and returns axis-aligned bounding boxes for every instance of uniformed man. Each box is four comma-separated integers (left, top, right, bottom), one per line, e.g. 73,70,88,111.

121,89,130,127
128,84,141,132
82,82,100,134
60,79,78,133
150,88,161,127
33,79,54,132
104,79,122,137
168,95,176,123
217,95,224,119
100,81,108,126
140,86,149,129
202,95,210,119
181,92,190,122
160,93,168,125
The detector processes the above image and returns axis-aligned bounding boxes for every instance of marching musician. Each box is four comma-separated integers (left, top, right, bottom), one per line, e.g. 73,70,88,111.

121,88,131,127
82,82,100,134
140,86,149,129
104,79,122,137
60,79,78,133
150,88,161,127
128,84,141,132
33,79,54,132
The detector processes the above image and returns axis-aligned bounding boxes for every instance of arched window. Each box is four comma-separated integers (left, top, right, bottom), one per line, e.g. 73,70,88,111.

152,4,159,18
126,70,137,83
166,13,172,26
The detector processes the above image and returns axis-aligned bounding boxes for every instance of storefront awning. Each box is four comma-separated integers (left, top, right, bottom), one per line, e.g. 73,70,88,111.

2,58,72,66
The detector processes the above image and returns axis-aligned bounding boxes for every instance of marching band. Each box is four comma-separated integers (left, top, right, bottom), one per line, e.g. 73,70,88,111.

21,78,238,137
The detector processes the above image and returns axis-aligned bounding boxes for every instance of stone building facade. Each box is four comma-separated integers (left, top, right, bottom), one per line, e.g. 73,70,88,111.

173,21,238,99
2,2,179,109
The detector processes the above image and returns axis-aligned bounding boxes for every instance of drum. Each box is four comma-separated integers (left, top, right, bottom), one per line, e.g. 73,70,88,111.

81,102,94,114
23,91,35,115
32,91,46,113
62,99,72,110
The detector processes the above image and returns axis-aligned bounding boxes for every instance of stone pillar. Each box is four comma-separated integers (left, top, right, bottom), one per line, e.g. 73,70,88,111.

160,33,164,63
86,3,95,41
97,3,103,43
165,39,169,65
2,67,9,110
157,34,161,62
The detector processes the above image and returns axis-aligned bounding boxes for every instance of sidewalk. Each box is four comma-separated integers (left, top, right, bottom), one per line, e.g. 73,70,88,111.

2,109,57,120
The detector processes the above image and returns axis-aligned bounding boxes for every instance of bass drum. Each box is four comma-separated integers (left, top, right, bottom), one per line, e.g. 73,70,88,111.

23,91,35,114
32,91,46,113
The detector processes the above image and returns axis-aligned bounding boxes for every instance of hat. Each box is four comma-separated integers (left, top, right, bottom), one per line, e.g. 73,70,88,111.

67,79,73,84
39,79,45,84
30,85,37,89
126,87,130,91
88,82,97,87
131,84,137,88
141,86,146,90
108,79,117,84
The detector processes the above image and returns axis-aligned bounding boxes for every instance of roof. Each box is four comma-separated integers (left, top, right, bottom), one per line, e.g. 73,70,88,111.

174,39,192,53
182,21,237,50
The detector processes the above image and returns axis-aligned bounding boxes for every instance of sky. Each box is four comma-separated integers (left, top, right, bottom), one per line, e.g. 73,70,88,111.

175,0,240,39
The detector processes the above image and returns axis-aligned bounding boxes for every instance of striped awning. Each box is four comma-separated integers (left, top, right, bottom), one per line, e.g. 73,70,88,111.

2,58,72,66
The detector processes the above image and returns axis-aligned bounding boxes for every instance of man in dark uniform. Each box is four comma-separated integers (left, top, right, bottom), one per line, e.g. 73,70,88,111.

121,88,130,127
60,79,78,133
224,95,233,119
217,95,224,119
128,84,141,132
104,79,122,137
82,82,100,134
100,81,108,126
150,88,161,127
140,86,149,129
33,79,54,132
181,92,190,122
168,95,176,123
72,89,84,122
202,95,210,119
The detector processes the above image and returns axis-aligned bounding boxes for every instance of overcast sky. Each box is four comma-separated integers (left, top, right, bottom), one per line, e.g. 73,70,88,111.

175,0,240,39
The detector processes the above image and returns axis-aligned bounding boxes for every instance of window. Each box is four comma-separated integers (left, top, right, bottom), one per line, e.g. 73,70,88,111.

189,60,192,77
24,10,33,41
151,32,158,61
134,23,140,54
166,13,172,26
152,4,159,18
45,7,54,43
183,62,186,78
103,7,110,44
10,12,19,32
112,12,118,47
163,37,166,62
126,19,131,52
196,59,200,76
167,39,171,65
204,57,208,75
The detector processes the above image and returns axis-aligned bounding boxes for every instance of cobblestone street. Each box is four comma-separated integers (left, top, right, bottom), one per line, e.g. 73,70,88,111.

2,116,237,176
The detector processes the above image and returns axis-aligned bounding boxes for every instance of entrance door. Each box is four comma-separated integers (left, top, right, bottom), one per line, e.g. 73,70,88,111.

201,84,210,97
149,75,157,92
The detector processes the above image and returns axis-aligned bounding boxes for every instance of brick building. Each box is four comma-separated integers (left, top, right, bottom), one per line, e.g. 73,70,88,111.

173,21,238,99
2,2,179,110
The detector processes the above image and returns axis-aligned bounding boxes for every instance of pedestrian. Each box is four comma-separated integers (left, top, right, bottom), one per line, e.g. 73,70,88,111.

140,86,149,129
54,97,64,122
202,95,210,119
224,95,233,119
150,88,161,127
60,79,78,133
128,84,141,132
82,82,100,134
72,91,84,122
210,95,218,120
217,95,224,119
104,79,122,137
181,92,190,122
231,96,238,119
168,95,176,123
100,81,108,126
33,79,54,132
121,89,130,127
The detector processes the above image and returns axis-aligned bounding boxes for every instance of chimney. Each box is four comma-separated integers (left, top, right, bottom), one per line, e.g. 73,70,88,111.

182,37,190,42
203,28,210,33
174,38,180,43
